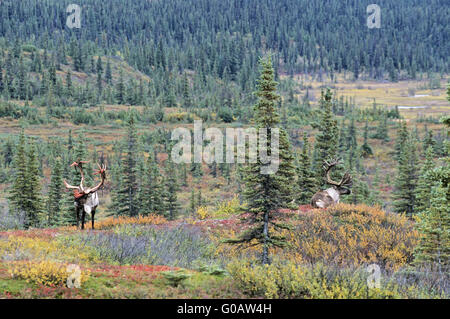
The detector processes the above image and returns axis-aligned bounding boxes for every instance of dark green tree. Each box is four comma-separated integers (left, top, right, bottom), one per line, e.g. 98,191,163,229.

115,69,125,104
414,184,449,272
227,56,296,264
360,120,373,158
313,88,339,186
114,113,139,216
297,132,317,204
163,161,180,220
8,130,28,225
46,157,63,227
415,146,436,213
393,135,419,216
138,151,164,215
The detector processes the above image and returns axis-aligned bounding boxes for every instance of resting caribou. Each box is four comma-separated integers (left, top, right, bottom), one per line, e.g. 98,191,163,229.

311,158,353,208
63,161,106,229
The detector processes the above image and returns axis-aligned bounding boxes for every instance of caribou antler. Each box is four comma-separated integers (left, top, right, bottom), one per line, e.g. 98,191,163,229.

340,172,353,188
323,158,352,187
323,158,341,186
68,160,89,191
84,163,107,194
63,162,106,195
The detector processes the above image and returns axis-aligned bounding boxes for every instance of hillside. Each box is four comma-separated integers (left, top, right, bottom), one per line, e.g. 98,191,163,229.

0,204,447,298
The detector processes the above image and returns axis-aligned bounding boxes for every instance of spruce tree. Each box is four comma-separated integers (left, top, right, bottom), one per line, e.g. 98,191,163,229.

416,146,436,213
297,132,317,204
163,161,180,220
138,151,164,216
414,184,449,271
345,117,358,170
105,58,112,85
360,120,373,158
182,72,192,108
8,130,28,224
227,56,296,264
422,130,436,154
46,157,63,226
24,141,43,227
313,88,339,186
115,113,139,216
66,70,73,97
189,189,196,216
115,69,125,104
96,56,103,94
394,121,409,161
393,135,419,216
197,188,203,207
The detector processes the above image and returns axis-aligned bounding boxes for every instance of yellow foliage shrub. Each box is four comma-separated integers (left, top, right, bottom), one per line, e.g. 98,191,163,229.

61,214,167,230
227,259,402,299
216,204,418,271
167,112,188,122
196,206,210,220
0,236,98,264
7,260,90,287
211,196,241,218
282,204,419,271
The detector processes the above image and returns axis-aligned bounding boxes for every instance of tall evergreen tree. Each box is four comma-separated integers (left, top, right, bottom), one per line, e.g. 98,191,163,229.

182,72,192,108
416,146,436,213
227,56,296,264
297,132,317,204
115,69,125,104
24,140,43,227
393,135,419,216
96,56,103,94
163,161,180,220
46,157,63,226
414,184,449,272
360,120,373,158
105,58,112,85
313,88,339,186
138,151,164,215
114,113,139,216
8,130,28,225
394,121,409,161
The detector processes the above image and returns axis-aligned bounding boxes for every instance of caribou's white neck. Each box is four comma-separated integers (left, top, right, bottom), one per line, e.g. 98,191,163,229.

326,188,340,203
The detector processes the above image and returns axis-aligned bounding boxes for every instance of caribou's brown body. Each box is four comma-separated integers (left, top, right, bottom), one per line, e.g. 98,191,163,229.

311,159,352,209
64,161,106,229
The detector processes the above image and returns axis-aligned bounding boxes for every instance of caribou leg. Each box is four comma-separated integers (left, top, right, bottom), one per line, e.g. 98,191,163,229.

81,210,86,230
76,206,81,229
91,207,96,230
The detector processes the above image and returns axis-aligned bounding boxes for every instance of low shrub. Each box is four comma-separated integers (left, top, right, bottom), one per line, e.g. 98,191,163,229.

7,260,90,287
284,204,419,270
196,206,210,220
211,196,242,218
61,214,167,230
0,205,26,230
76,224,215,268
162,270,192,287
0,235,99,264
227,259,446,299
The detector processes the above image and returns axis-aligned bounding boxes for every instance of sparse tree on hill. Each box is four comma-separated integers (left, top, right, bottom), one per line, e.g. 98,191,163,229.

46,157,63,226
163,161,180,220
227,57,296,265
313,88,339,186
297,132,317,204
393,134,419,216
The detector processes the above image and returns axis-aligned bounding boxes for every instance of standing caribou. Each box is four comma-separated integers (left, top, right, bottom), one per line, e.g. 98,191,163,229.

311,158,353,208
63,161,106,230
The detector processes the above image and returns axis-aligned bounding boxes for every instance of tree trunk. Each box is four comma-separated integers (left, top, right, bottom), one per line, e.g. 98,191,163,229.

262,209,269,265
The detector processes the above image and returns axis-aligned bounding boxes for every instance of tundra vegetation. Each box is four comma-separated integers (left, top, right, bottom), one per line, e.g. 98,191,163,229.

0,0,448,299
